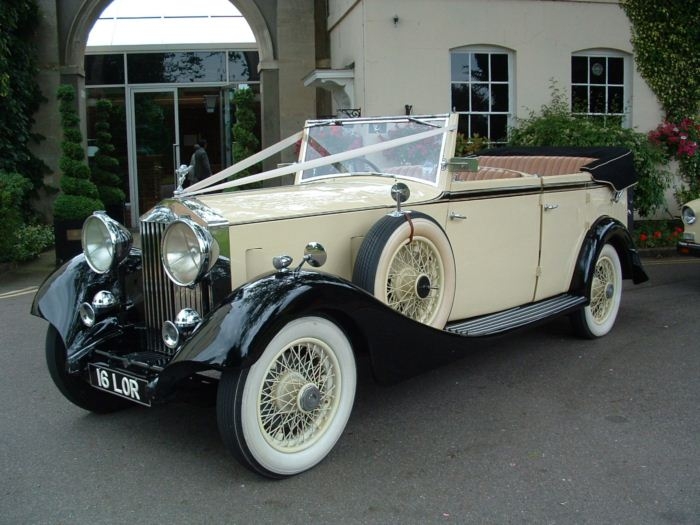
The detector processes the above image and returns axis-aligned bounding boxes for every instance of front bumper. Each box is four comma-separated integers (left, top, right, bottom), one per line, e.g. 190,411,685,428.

677,240,700,257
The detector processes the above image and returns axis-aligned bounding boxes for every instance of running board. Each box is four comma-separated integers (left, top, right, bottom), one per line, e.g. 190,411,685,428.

445,294,586,337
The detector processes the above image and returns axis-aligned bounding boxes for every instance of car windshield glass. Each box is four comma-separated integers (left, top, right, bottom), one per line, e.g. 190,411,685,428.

299,116,449,183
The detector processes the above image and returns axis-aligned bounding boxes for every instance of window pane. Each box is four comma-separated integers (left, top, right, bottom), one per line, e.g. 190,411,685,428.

451,84,470,111
470,54,489,81
589,58,606,85
571,86,588,113
590,86,606,113
451,53,471,81
470,114,488,138
86,55,125,85
457,113,469,136
128,52,226,83
471,84,489,112
491,54,508,82
571,56,587,84
608,86,624,113
490,115,508,142
608,57,624,84
491,84,509,111
228,51,260,82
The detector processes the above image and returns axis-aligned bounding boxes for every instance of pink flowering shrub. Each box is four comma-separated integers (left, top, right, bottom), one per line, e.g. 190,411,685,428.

648,118,699,159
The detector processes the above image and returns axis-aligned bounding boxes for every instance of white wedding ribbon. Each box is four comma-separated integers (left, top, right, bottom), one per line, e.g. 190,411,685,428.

182,124,456,197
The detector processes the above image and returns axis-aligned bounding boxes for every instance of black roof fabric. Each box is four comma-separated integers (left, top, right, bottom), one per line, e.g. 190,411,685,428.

475,146,636,191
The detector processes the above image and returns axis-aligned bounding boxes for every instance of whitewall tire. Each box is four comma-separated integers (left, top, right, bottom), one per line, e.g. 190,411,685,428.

217,316,356,478
572,243,623,338
352,212,456,329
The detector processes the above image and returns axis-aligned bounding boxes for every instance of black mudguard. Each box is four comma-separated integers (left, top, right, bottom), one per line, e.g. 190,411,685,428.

570,217,649,298
158,271,472,390
30,249,143,351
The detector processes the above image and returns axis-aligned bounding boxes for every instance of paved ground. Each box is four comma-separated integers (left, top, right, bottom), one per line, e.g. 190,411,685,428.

1,252,699,524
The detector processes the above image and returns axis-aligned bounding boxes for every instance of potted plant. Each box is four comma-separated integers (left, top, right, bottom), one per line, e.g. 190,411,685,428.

90,98,125,222
53,84,103,264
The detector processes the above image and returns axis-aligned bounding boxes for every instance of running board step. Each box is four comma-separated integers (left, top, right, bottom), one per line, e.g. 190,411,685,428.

445,294,586,337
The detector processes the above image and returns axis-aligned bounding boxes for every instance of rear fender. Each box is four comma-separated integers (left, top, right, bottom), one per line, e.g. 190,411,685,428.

570,217,648,298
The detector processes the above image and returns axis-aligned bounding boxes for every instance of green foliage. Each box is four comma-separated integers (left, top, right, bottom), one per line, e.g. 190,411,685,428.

621,0,700,121
53,85,103,220
0,0,49,196
0,171,52,262
634,219,683,249
11,224,54,262
90,99,125,206
455,133,487,157
232,88,261,182
508,87,670,217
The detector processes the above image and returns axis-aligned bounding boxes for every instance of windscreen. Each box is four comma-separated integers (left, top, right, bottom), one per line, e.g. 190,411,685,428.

299,116,450,184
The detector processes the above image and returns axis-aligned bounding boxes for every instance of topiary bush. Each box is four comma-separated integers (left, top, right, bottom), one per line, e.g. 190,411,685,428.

53,84,103,221
507,86,670,217
90,99,125,208
232,87,261,183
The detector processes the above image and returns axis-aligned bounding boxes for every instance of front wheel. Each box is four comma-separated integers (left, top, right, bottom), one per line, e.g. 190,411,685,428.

45,325,131,413
216,316,356,478
571,244,623,338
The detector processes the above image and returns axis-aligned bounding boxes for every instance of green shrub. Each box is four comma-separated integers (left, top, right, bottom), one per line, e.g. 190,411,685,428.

0,171,53,262
232,87,261,185
90,99,125,206
53,84,103,220
508,86,670,217
12,224,54,262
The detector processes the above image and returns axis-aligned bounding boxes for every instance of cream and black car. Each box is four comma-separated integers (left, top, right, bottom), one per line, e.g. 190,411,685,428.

678,198,700,257
32,113,648,478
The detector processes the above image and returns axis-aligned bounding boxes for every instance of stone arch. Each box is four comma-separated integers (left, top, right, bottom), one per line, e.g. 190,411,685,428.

63,0,275,71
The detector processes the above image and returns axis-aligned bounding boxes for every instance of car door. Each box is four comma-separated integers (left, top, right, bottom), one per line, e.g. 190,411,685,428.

445,175,542,320
534,173,591,301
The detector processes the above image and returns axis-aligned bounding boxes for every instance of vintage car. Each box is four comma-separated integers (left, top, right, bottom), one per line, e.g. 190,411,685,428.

677,198,700,257
32,113,648,478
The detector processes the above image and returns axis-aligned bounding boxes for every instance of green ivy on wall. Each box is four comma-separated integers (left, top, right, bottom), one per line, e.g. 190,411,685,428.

621,0,700,202
621,0,700,121
0,0,48,196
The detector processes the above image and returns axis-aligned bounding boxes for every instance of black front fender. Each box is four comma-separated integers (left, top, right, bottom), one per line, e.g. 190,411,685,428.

165,271,472,386
30,249,142,349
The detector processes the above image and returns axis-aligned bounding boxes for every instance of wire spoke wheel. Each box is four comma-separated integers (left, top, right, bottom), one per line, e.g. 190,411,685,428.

353,212,456,329
571,243,622,339
386,237,443,324
258,338,340,452
217,316,356,478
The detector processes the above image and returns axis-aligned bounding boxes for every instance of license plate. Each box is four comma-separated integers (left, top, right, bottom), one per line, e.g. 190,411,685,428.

88,364,151,406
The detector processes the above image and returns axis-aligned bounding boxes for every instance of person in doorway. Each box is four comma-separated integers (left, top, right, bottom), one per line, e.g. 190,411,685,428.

188,139,212,185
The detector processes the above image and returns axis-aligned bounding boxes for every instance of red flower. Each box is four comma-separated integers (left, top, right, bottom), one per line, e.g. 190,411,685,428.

653,231,662,239
639,233,648,242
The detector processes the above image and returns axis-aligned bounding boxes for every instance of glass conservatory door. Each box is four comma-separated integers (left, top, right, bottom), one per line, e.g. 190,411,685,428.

129,89,179,221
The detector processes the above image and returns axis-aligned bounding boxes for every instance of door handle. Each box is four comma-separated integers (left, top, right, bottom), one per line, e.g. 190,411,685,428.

449,211,467,220
543,204,559,211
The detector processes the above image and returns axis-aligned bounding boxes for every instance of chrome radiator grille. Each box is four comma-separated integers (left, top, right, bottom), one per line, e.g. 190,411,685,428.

140,210,212,355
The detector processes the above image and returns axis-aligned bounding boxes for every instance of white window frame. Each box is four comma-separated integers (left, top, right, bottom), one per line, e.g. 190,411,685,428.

450,46,515,145
571,49,632,127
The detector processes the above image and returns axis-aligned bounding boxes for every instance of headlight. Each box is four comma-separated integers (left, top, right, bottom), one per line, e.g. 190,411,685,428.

81,211,133,273
682,206,696,225
161,218,219,286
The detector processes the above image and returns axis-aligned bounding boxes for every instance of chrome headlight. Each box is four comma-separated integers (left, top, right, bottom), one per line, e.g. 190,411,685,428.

682,205,696,225
81,211,133,273
161,218,219,286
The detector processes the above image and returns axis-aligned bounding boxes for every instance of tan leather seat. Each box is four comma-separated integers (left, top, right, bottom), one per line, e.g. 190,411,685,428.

477,156,596,176
453,166,521,181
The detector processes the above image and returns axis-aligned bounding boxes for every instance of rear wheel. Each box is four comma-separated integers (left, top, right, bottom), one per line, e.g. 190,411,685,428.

571,244,622,338
45,325,131,413
217,316,356,478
